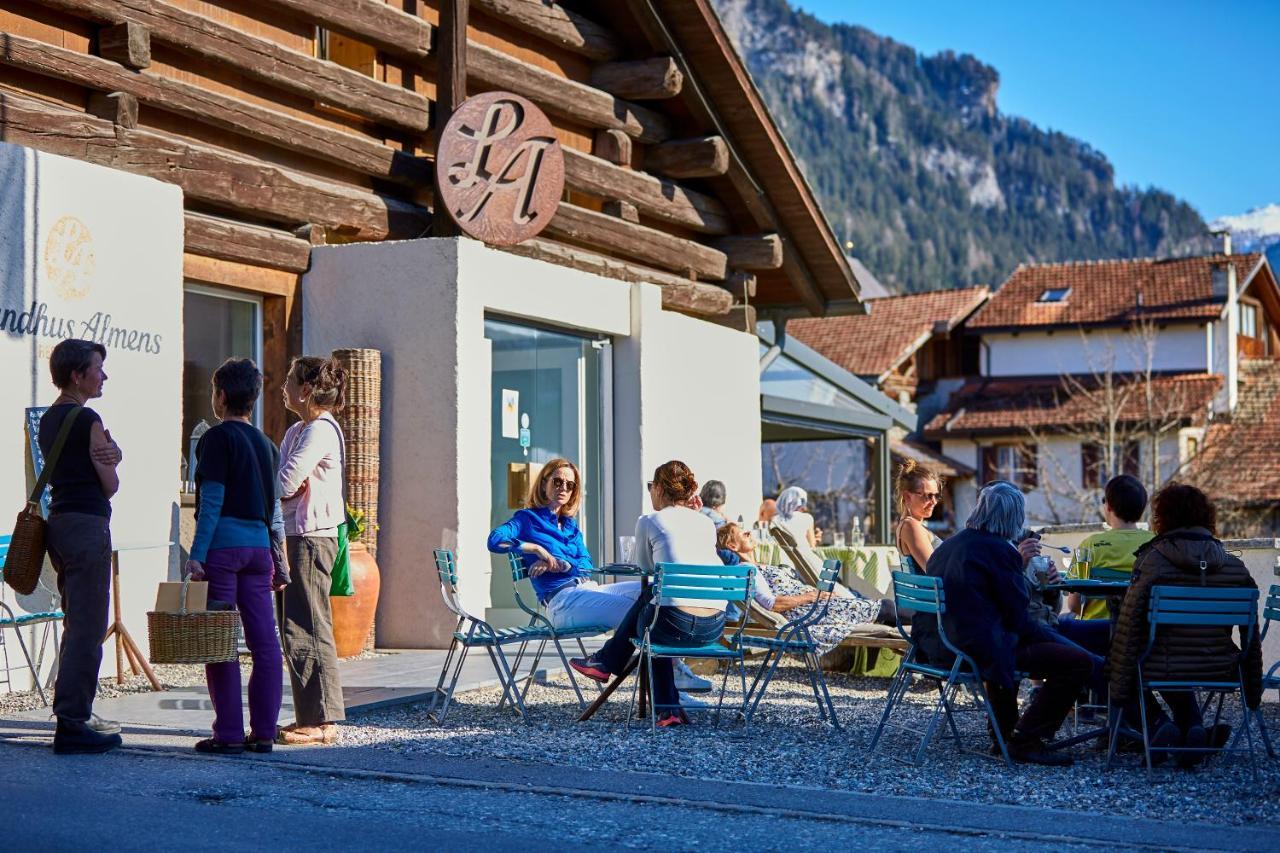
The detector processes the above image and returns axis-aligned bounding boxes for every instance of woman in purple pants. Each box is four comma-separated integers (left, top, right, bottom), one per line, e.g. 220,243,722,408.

186,358,288,754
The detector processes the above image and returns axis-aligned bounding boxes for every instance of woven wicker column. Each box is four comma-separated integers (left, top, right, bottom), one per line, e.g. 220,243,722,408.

333,348,381,652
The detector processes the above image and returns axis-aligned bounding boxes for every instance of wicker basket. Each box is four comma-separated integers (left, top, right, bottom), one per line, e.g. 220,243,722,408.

4,503,47,595
147,577,241,664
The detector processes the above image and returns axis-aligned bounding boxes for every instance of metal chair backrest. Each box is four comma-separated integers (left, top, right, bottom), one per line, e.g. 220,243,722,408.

1089,566,1132,583
654,562,753,645
505,552,546,621
432,548,466,620
1147,585,1258,653
1261,584,1280,643
777,559,841,641
0,534,9,569
891,570,966,663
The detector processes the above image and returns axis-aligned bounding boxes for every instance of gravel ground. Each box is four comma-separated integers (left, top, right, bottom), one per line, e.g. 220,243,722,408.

342,663,1280,827
0,651,386,716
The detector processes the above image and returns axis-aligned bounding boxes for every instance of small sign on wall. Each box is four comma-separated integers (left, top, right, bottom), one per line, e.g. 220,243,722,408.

500,388,519,438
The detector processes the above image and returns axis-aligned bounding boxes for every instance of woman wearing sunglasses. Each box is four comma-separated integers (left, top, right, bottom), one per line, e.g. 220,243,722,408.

488,458,640,631
894,459,944,573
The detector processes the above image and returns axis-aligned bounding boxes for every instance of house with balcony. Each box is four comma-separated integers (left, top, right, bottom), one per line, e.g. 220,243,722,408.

923,248,1279,528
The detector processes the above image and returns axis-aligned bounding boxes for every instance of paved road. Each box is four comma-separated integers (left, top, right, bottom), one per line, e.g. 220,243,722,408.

0,726,1270,852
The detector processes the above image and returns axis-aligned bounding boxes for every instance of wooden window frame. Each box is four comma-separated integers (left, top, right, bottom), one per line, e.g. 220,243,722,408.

980,442,1039,492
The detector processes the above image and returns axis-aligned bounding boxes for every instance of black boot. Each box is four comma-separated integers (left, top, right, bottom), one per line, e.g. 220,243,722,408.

54,718,122,755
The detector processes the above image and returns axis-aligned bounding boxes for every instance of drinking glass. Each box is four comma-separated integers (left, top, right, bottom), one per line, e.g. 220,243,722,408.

617,535,636,565
833,531,846,548
1072,546,1093,580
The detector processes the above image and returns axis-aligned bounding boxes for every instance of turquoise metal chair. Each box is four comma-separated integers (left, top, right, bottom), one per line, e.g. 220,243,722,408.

502,552,610,710
1253,583,1278,758
627,562,753,733
0,534,63,705
428,548,552,724
1106,584,1266,778
869,571,1014,767
741,559,841,728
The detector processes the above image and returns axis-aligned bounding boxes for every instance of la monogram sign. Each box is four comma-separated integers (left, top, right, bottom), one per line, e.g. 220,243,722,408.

435,92,564,246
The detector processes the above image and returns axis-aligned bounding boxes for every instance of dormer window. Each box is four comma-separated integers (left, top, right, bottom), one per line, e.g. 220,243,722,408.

1037,287,1071,303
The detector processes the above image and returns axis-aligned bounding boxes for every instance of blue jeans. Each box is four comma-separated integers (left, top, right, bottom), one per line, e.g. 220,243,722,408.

545,580,641,631
596,596,726,709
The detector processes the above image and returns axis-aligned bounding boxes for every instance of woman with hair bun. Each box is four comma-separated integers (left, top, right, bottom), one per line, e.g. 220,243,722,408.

276,355,348,745
570,461,724,727
894,459,944,573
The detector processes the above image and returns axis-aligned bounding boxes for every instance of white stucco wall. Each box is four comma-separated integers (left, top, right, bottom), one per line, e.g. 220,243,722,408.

982,326,1210,377
303,238,760,648
1,145,183,688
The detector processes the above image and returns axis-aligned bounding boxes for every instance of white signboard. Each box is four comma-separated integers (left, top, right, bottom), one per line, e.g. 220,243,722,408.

0,144,184,680
500,388,519,438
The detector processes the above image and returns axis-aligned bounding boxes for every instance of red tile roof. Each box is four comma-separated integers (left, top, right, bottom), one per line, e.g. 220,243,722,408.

968,253,1264,330
1186,359,1280,504
892,438,974,479
789,286,989,379
922,373,1221,438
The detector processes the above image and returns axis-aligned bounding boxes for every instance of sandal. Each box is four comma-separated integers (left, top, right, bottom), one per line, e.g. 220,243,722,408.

275,724,337,745
195,737,245,755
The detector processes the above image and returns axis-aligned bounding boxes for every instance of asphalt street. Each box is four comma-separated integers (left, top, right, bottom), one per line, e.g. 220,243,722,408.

0,729,1271,853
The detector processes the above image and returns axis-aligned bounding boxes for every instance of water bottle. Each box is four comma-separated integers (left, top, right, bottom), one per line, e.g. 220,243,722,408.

850,516,864,547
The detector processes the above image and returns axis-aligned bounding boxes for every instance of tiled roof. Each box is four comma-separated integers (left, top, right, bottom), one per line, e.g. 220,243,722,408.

891,438,974,479
788,286,989,379
922,373,1221,437
968,253,1264,330
1187,359,1280,504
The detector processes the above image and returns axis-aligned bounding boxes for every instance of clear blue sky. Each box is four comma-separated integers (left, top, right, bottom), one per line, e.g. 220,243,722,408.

793,0,1279,221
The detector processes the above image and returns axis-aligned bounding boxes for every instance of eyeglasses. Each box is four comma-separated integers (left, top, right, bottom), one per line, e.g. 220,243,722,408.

911,491,941,502
551,477,577,492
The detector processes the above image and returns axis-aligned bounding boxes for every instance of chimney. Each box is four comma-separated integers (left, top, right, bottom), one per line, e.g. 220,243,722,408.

1211,227,1232,256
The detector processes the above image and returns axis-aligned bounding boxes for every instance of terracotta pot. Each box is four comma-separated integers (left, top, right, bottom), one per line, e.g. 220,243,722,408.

331,541,381,658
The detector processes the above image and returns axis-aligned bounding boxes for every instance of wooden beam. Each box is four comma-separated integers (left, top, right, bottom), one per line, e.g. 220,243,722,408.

0,89,429,240
500,238,732,316
593,129,631,166
39,0,431,132
561,148,730,235
472,0,620,61
590,57,683,100
726,270,757,301
257,0,432,59
545,203,727,281
433,0,468,238
97,21,149,69
468,42,670,143
0,32,431,185
86,91,138,128
646,135,729,179
602,200,639,223
183,253,298,297
711,234,783,270
184,212,312,273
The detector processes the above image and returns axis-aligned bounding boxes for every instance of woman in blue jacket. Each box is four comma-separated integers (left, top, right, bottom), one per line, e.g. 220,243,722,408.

488,458,639,631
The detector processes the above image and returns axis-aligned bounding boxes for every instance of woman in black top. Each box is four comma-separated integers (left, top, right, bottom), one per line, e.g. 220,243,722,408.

38,339,124,755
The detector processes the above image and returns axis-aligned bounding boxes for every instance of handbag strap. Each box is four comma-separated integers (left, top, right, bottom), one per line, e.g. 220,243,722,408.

318,416,348,517
28,405,84,508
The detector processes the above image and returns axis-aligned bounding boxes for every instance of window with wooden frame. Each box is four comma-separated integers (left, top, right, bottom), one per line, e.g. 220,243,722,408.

316,27,378,79
980,443,1038,492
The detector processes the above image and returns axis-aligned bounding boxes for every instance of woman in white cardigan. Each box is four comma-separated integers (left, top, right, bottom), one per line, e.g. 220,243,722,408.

276,356,348,745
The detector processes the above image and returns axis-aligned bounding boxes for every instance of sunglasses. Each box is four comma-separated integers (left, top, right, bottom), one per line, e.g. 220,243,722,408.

551,476,577,492
912,490,941,502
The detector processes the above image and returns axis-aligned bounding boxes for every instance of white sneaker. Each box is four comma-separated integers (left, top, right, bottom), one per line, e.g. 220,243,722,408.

673,659,714,693
88,713,122,735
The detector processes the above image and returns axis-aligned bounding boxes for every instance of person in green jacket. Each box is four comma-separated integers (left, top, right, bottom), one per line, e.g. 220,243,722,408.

1065,475,1153,620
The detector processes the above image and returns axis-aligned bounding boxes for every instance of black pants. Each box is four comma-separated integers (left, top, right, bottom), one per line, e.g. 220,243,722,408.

988,641,1094,745
45,512,112,724
596,595,725,709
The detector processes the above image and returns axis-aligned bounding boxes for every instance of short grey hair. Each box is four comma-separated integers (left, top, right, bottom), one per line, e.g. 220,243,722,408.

700,480,726,509
776,486,808,520
966,481,1025,541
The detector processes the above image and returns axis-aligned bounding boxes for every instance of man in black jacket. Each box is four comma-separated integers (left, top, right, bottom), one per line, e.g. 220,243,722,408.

913,481,1093,766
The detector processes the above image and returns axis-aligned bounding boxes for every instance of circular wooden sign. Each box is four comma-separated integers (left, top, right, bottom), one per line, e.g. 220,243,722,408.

435,92,565,245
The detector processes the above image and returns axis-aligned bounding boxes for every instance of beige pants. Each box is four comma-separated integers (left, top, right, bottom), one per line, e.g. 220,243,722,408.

282,536,345,725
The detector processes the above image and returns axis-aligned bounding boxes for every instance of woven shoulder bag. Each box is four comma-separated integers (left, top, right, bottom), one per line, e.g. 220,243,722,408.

6,406,82,595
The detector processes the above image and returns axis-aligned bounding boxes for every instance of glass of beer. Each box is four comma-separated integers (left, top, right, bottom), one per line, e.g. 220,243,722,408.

1072,546,1093,580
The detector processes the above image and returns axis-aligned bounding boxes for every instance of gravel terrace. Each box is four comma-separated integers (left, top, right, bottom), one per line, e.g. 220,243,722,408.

341,663,1280,827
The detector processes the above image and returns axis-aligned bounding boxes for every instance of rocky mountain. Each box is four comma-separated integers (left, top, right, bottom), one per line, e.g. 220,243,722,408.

711,0,1211,293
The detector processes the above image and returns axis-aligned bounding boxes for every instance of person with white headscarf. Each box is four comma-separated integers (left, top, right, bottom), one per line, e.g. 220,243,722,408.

774,486,817,547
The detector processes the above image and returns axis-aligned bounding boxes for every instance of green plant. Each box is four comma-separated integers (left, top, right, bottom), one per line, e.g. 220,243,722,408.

346,504,378,542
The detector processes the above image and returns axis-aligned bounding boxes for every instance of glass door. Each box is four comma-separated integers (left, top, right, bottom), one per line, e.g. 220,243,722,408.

484,318,607,617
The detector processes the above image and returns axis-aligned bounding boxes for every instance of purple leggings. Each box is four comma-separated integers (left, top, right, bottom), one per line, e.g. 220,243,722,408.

204,547,282,743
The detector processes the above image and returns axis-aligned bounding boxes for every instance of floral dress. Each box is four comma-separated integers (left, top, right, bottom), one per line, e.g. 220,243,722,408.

756,564,884,656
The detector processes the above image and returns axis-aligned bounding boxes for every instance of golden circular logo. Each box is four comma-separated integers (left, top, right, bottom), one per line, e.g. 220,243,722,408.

44,215,96,301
